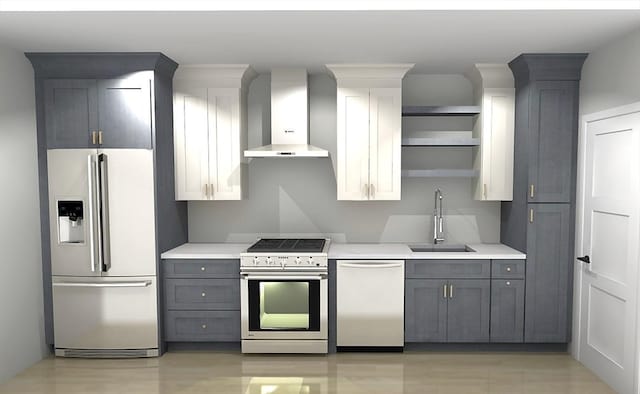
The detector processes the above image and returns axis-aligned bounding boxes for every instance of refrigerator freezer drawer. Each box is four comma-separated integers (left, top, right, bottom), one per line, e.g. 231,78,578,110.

52,276,158,354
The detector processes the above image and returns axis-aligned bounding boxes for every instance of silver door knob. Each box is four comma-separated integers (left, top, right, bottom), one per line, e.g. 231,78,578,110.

506,267,512,272
201,266,206,271
506,281,511,286
201,292,206,297
201,324,207,329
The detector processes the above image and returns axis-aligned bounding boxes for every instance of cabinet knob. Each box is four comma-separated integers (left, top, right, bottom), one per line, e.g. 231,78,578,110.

506,267,512,272
201,292,206,297
506,281,511,286
201,266,206,271
201,324,207,329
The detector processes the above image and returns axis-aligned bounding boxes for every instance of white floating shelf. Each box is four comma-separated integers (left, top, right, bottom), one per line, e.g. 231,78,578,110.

402,169,479,178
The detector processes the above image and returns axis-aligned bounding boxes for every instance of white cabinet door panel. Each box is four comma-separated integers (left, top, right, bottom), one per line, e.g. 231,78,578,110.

208,88,241,200
483,88,514,201
369,88,401,200
174,88,209,200
337,87,370,200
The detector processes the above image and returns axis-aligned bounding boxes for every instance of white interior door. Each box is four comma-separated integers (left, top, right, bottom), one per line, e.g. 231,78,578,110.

337,87,370,200
578,108,640,394
369,88,401,200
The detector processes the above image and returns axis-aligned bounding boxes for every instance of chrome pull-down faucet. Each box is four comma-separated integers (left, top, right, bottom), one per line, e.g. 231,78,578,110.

434,188,445,244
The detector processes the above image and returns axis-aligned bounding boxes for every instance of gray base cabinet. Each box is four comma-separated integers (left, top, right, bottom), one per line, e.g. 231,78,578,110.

447,279,490,342
163,259,240,342
525,204,571,342
491,279,525,343
405,279,448,342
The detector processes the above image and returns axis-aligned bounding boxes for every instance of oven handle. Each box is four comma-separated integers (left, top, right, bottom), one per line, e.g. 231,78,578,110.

241,274,327,281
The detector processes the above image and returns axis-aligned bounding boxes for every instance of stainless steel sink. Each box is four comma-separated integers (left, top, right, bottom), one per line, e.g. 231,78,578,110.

409,244,475,253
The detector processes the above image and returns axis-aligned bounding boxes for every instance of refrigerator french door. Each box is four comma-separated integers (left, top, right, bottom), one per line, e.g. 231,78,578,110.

47,149,158,357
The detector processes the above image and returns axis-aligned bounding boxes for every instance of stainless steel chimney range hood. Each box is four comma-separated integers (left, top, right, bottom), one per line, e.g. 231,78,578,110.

244,68,329,158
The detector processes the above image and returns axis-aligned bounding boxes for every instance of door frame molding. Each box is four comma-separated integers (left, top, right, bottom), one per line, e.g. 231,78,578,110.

572,101,640,394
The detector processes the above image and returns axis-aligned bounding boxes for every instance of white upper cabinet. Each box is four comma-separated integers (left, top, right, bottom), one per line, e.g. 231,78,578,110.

173,65,256,200
327,64,413,201
467,64,515,201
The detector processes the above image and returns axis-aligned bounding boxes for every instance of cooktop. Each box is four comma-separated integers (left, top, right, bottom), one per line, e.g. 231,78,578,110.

246,238,327,253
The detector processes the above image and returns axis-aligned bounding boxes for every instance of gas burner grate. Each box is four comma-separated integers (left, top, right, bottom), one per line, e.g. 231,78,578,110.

247,238,326,253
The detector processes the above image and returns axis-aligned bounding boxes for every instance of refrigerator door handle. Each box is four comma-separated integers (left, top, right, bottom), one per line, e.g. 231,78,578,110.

87,154,100,273
53,281,152,288
98,153,111,272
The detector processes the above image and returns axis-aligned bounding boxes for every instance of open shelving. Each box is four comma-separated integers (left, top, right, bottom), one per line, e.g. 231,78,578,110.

402,105,481,117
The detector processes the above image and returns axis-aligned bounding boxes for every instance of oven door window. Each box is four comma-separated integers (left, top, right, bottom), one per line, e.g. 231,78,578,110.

248,279,320,331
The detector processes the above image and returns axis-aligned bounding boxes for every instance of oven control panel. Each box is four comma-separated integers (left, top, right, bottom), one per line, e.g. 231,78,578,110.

241,255,328,268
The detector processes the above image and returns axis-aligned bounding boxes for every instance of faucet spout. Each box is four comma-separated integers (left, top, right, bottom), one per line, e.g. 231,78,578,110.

433,188,445,244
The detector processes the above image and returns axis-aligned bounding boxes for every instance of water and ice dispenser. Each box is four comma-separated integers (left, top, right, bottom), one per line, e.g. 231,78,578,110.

57,201,85,244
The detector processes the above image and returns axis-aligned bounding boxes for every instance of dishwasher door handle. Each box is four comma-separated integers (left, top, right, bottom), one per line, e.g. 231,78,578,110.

339,263,403,269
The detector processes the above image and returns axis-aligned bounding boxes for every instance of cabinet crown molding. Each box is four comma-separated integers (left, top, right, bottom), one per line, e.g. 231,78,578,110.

509,53,588,82
326,64,414,80
174,64,256,88
25,52,178,79
467,64,514,90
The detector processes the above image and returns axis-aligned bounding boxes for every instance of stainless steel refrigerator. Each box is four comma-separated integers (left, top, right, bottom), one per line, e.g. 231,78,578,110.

47,149,158,357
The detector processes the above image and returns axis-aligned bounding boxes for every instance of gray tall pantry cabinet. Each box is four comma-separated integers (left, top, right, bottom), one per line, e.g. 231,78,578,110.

501,54,587,343
27,53,188,350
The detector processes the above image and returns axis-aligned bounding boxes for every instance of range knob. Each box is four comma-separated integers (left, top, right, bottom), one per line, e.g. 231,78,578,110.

295,257,302,265
266,257,274,265
253,257,259,265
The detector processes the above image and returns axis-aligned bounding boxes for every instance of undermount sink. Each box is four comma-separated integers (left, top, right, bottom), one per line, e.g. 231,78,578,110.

409,244,476,253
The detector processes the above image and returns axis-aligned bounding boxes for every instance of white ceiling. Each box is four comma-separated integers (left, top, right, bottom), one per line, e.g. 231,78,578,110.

0,10,639,73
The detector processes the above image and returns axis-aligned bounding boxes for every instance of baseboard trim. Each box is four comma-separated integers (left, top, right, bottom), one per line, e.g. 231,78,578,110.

404,343,568,352
337,346,404,352
166,342,241,352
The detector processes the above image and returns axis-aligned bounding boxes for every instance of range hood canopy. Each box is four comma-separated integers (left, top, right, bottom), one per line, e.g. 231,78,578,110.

244,68,329,158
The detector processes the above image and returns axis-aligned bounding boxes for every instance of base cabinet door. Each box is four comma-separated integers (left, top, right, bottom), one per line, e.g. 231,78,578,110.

405,279,447,342
446,279,490,342
491,279,525,342
525,203,571,342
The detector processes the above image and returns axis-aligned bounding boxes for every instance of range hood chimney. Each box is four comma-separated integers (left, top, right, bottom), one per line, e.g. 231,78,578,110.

244,68,329,158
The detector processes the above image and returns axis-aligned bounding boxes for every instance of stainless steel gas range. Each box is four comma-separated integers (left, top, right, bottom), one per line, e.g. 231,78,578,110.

240,238,330,354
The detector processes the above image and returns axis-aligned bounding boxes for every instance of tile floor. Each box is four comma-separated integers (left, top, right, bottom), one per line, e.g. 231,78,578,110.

0,351,614,393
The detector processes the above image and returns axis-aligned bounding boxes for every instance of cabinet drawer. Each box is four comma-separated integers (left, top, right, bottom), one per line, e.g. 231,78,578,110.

163,259,240,278
491,260,525,279
406,260,490,279
164,311,240,342
165,279,240,310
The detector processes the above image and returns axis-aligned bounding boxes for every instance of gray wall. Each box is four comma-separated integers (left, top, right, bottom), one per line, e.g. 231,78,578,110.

0,45,48,383
580,27,640,115
189,73,501,243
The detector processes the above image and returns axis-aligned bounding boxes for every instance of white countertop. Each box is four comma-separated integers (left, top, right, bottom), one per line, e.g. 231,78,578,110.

161,242,525,260
328,243,524,260
161,243,252,259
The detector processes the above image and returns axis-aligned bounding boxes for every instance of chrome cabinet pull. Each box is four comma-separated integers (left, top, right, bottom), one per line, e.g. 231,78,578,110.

205,184,209,198
98,130,103,145
506,267,512,272
529,184,535,199
201,324,207,329
506,281,511,286
201,266,206,271
210,184,214,199
91,131,97,145
370,183,375,199
483,183,487,198
449,284,453,299
443,284,447,299
529,208,534,223
201,292,206,297
364,184,370,199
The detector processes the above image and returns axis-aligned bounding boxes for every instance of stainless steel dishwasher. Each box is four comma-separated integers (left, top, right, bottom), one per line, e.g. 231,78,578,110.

336,260,404,349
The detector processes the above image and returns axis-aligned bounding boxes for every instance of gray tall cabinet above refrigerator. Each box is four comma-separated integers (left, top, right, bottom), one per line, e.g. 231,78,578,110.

501,54,587,343
27,53,188,355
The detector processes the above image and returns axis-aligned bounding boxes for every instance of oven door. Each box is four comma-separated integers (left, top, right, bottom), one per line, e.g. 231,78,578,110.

241,272,327,340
